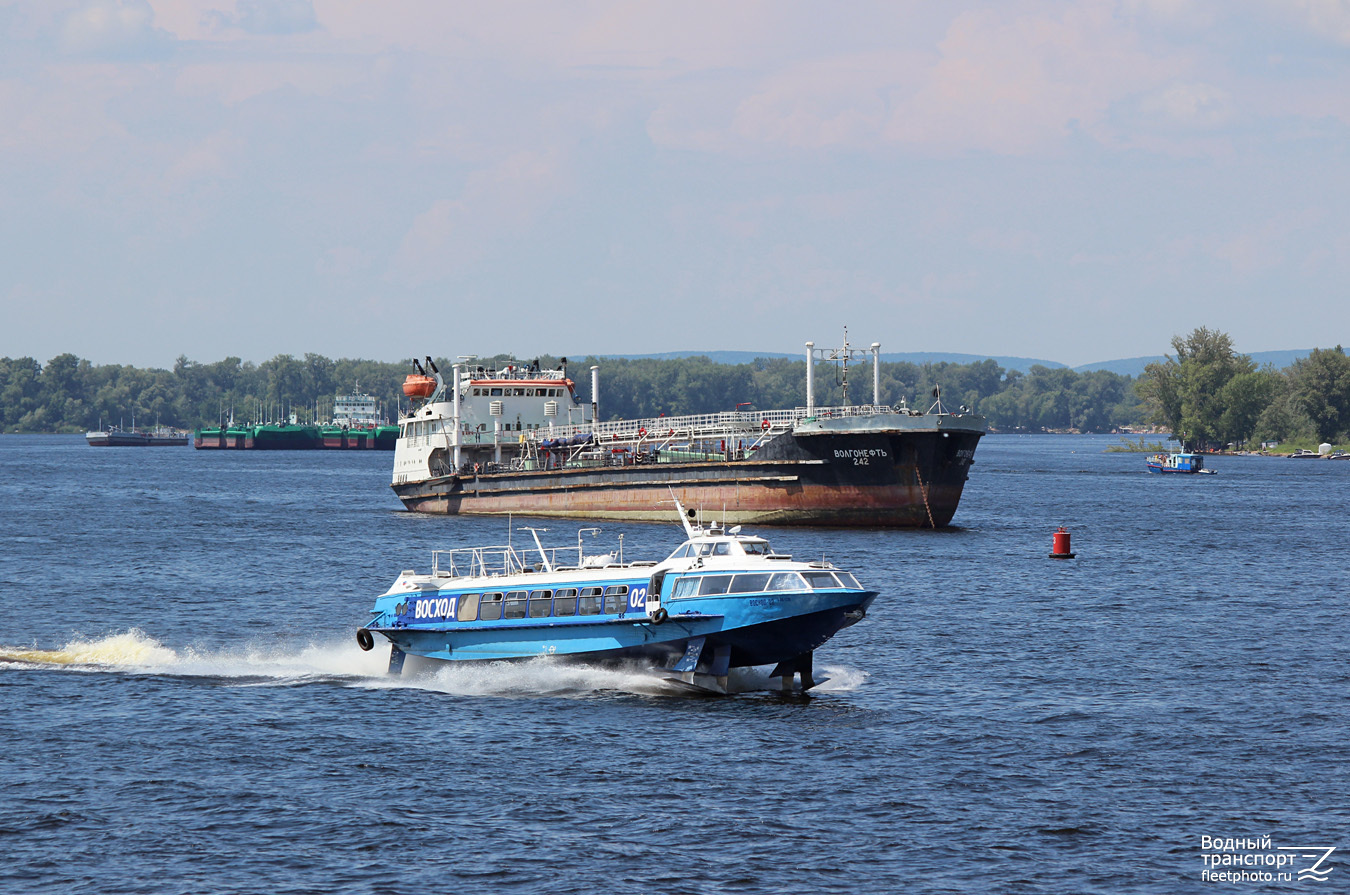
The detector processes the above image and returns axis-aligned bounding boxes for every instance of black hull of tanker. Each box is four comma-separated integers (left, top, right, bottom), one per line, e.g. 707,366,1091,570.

392,425,982,527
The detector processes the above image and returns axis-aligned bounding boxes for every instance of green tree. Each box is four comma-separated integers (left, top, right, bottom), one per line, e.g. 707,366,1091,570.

1291,346,1350,443
1138,327,1254,449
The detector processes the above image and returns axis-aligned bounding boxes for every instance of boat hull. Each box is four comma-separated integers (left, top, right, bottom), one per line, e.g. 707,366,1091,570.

392,427,982,527
372,589,876,668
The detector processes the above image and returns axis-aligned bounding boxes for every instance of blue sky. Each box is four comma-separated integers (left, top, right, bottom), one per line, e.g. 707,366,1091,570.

2,0,1347,369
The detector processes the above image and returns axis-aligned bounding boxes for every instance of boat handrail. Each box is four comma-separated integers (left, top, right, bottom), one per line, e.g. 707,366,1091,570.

431,543,599,579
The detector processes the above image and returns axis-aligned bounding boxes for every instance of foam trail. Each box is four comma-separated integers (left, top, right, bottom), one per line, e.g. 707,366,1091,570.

1,630,867,699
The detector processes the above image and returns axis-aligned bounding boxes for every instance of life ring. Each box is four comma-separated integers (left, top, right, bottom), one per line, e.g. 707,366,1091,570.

650,607,668,624
761,419,770,430
638,427,646,437
356,628,375,651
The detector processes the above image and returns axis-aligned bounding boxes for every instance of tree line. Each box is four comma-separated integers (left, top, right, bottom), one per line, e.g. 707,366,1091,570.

1,350,1147,434
1136,328,1349,449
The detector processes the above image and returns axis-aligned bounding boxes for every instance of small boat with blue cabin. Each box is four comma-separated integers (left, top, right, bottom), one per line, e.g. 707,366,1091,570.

355,500,877,693
1146,451,1214,474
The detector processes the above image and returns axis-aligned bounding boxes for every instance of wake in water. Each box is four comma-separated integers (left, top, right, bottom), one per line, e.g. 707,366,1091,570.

0,629,867,699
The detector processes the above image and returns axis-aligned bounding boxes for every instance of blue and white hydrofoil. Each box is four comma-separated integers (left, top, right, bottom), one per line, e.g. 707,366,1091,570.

356,505,877,693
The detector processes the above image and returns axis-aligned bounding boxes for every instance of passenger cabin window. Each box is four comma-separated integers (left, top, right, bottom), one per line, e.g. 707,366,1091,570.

836,572,863,589
699,575,733,596
768,572,807,591
730,573,770,593
457,593,480,621
528,590,552,618
671,577,699,598
554,588,578,617
480,592,504,621
578,587,603,615
504,591,528,620
603,585,628,615
802,571,841,589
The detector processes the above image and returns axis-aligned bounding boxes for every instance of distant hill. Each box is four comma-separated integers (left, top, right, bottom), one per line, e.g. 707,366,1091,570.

1074,349,1313,379
603,350,1066,370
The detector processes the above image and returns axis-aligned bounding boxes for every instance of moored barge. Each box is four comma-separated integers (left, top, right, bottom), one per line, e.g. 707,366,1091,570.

391,337,986,527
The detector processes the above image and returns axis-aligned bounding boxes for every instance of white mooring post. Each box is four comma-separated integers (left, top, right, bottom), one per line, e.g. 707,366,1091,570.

591,366,600,434
805,341,815,416
872,342,881,407
452,363,462,470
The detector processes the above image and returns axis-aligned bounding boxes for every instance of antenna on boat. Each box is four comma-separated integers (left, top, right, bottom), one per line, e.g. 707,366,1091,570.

666,487,697,539
521,527,553,573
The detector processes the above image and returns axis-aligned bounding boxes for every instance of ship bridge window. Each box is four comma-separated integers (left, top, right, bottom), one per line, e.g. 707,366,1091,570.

696,543,716,557
741,540,770,555
603,585,628,615
457,593,480,622
528,590,553,618
578,587,603,615
802,571,841,589
713,542,731,556
504,591,528,620
490,388,503,396
480,593,504,621
698,575,733,596
768,572,807,591
554,588,578,617
666,545,691,560
730,573,770,594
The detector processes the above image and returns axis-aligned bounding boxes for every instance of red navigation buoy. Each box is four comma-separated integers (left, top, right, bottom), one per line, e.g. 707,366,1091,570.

1050,526,1076,559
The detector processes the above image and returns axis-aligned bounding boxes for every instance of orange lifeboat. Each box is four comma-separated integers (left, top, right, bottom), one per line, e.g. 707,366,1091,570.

402,374,436,399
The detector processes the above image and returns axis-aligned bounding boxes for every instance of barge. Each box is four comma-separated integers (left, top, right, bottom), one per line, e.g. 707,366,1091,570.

391,336,985,527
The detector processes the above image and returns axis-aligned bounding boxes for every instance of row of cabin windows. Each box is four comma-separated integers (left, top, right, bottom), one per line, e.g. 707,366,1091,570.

670,570,861,598
403,420,442,438
667,540,771,560
472,387,567,398
452,585,629,623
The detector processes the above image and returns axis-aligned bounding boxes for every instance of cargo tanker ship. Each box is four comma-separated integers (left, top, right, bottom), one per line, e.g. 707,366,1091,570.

391,336,986,527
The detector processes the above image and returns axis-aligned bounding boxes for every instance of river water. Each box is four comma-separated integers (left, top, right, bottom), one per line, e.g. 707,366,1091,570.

0,434,1346,894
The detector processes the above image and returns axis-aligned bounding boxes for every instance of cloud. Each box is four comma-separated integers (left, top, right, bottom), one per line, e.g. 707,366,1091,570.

1137,81,1233,129
387,151,570,287
59,0,174,60
204,0,319,36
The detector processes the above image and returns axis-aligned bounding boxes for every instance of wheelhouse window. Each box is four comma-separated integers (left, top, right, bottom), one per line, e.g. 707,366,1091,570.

457,593,480,622
528,590,553,618
603,585,628,615
667,544,691,560
578,587,603,615
480,592,504,621
741,540,770,555
554,588,578,617
504,591,528,620
713,542,731,555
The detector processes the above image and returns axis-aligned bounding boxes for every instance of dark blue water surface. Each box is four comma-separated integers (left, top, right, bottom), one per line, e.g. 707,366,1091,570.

2,434,1347,894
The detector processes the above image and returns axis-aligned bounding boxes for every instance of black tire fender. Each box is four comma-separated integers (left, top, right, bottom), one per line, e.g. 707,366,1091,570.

650,608,669,624
356,628,375,651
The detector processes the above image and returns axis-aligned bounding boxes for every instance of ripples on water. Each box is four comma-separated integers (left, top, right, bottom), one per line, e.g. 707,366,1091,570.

1,435,1346,893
